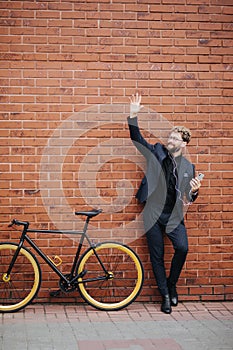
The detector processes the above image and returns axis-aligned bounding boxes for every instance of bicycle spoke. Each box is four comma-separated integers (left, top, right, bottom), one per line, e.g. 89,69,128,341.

0,243,41,313
77,242,144,311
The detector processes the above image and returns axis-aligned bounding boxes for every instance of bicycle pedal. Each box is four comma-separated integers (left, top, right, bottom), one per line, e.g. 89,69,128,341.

49,289,61,297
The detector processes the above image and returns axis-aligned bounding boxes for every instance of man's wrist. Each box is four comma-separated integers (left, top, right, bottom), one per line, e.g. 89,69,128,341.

191,189,198,195
129,113,137,118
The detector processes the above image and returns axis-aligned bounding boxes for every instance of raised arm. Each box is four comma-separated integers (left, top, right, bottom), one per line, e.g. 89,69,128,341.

128,94,154,156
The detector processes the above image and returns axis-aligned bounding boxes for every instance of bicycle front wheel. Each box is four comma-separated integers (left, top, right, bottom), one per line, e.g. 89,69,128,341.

77,242,144,311
0,243,41,313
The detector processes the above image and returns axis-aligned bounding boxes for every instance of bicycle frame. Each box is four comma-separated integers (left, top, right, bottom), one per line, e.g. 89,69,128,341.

7,216,109,287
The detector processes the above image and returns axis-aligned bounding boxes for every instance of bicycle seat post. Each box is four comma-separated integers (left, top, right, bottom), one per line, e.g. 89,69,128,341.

75,209,103,236
83,216,90,235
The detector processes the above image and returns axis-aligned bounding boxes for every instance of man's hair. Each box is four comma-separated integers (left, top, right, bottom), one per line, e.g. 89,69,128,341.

171,126,192,144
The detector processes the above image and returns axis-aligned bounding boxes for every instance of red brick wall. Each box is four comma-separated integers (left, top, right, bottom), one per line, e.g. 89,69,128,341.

0,1,232,303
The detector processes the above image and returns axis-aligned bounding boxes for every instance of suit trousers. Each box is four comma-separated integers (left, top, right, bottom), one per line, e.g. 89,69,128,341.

146,221,188,296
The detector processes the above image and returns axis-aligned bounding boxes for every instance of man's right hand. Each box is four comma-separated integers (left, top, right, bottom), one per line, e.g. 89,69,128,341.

129,93,143,118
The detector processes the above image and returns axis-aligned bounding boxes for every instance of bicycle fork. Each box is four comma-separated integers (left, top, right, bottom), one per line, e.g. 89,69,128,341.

3,226,29,282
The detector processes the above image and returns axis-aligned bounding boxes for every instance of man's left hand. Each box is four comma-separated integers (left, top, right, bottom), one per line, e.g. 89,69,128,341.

190,177,201,193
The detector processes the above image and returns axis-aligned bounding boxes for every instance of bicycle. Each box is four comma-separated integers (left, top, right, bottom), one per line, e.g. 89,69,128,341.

0,209,144,313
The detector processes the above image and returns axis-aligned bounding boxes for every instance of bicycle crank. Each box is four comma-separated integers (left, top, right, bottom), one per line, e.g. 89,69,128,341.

59,274,77,293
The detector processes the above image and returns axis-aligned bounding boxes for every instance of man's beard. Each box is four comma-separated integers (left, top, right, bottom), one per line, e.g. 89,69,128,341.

167,144,180,154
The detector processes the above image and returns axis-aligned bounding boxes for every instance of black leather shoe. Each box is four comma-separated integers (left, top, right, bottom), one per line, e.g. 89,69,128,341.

168,282,178,307
161,294,172,314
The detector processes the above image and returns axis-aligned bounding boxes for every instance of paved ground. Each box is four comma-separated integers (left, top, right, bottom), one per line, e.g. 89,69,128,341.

0,302,233,350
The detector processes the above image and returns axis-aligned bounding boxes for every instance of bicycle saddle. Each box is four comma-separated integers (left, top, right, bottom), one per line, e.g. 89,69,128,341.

75,209,102,218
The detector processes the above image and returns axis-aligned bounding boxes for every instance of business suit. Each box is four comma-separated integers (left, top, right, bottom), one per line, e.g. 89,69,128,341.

128,116,198,297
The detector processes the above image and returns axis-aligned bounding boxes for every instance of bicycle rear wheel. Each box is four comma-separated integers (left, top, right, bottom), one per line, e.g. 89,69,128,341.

77,242,144,311
0,243,41,313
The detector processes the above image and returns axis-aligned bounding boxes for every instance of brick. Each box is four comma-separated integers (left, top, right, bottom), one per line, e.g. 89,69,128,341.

0,0,232,304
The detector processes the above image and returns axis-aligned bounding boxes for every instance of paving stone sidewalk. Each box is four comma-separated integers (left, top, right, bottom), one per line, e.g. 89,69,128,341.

1,302,233,350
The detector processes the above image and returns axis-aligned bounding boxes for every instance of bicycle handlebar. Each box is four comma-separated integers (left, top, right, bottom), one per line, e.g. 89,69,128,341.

8,219,29,228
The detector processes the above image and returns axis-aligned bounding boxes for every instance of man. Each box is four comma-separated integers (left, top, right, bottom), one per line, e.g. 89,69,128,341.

128,93,202,314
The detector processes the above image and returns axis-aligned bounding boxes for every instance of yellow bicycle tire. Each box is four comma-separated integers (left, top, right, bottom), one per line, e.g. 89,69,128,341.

0,243,41,313
77,242,144,311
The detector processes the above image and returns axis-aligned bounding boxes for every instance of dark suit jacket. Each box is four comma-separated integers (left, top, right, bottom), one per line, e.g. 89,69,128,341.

128,116,198,209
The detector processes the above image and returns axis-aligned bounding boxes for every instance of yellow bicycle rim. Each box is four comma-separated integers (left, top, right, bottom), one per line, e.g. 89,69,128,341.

0,243,40,312
78,242,143,311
